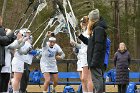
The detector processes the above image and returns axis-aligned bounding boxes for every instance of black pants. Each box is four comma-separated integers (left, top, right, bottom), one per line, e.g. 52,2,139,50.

103,65,107,92
0,73,10,92
0,66,2,92
19,63,30,93
118,84,127,93
90,67,104,93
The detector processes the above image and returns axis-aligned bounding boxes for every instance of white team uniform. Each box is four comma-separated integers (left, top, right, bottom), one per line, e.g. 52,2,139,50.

40,42,63,73
24,54,33,65
12,41,32,73
1,47,12,73
77,55,83,71
1,40,19,73
77,30,89,71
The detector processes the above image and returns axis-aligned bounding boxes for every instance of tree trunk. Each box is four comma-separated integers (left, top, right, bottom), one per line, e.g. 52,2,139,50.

113,0,120,52
133,0,137,58
1,0,7,20
125,0,129,46
136,0,140,58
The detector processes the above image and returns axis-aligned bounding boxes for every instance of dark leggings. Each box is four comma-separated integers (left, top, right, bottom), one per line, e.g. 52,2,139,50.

19,63,30,93
118,84,127,93
0,66,2,72
0,73,10,92
0,66,2,91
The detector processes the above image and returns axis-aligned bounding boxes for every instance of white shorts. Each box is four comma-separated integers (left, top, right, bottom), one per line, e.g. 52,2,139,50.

77,60,83,71
40,63,58,73
12,57,24,73
81,58,88,67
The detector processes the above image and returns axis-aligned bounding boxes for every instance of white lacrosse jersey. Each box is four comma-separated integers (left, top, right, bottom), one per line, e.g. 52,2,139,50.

80,30,89,55
40,42,63,72
23,41,33,65
12,41,32,63
77,30,89,67
1,40,20,73
1,47,12,73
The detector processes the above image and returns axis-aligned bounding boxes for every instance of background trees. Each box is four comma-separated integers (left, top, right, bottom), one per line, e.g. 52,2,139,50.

0,0,139,59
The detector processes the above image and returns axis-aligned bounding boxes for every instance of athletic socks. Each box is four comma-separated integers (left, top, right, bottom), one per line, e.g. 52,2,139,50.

83,92,88,93
13,91,19,93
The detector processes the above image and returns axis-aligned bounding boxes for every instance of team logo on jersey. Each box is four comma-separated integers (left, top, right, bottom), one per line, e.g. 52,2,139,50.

48,49,55,57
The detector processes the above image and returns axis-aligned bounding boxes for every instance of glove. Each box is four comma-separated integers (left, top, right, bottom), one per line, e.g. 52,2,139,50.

29,50,40,56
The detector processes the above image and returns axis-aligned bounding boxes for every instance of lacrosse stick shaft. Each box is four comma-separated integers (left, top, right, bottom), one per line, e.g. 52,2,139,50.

27,12,38,29
31,18,50,35
14,2,33,31
20,10,35,29
63,0,73,41
33,15,58,47
33,24,49,47
53,23,64,35
67,0,77,23
67,0,78,42
28,0,47,29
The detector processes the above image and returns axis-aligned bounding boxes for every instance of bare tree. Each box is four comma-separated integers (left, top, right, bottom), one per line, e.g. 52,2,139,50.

125,0,129,45
133,0,137,58
136,0,140,58
1,0,7,20
113,0,120,51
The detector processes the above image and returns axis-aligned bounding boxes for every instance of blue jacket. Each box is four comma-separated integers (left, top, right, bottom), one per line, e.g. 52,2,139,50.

104,38,111,67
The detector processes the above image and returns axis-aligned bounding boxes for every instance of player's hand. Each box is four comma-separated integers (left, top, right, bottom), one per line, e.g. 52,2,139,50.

70,41,75,46
56,55,62,60
75,31,82,36
70,39,76,47
23,37,29,42
18,38,24,43
45,31,52,37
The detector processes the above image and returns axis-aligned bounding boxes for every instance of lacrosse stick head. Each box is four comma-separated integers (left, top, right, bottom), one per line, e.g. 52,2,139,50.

36,0,47,13
28,0,34,5
19,28,27,37
57,14,65,23
63,0,67,8
33,1,40,11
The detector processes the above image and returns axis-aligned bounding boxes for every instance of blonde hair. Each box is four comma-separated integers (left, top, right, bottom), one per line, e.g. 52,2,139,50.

118,42,127,51
80,16,89,28
83,16,89,24
87,19,95,35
